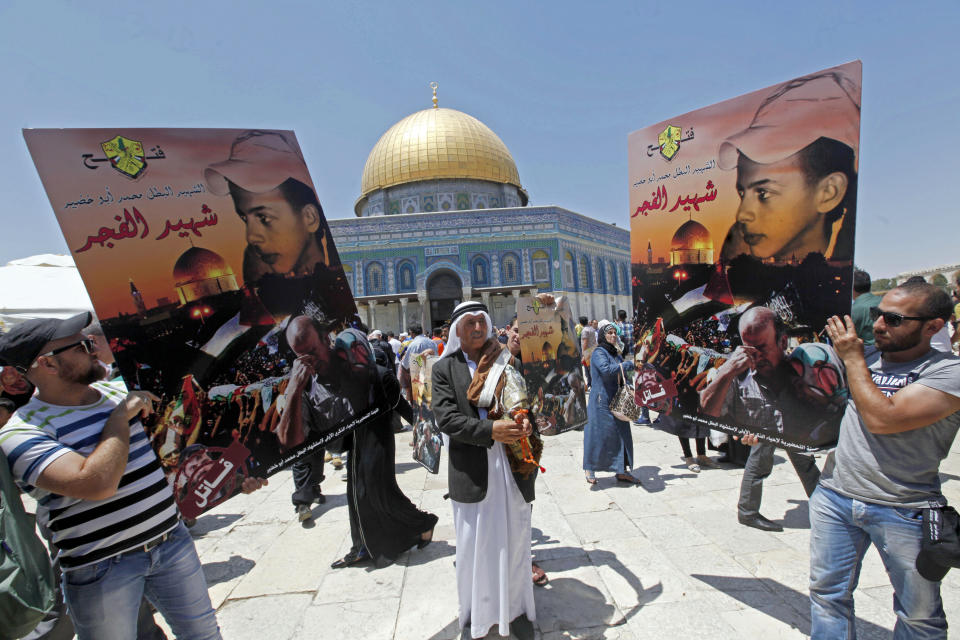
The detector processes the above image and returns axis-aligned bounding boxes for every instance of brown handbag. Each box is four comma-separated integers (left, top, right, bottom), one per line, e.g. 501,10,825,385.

609,362,642,422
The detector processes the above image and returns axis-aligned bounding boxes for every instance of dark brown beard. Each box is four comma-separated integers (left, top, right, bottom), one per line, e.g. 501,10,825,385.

876,324,924,354
58,358,106,385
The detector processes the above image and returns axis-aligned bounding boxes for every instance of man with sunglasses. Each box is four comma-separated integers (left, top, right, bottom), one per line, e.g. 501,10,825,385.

812,281,960,638
0,312,265,639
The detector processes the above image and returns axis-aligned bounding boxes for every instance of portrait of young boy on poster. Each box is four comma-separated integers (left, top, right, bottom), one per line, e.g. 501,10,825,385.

628,61,861,451
24,128,380,516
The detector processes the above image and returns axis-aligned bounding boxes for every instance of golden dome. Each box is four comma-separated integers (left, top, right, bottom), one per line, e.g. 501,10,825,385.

358,107,524,207
173,247,233,286
670,220,713,251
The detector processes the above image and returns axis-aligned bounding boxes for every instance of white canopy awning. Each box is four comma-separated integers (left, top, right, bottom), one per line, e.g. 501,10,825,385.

0,254,94,329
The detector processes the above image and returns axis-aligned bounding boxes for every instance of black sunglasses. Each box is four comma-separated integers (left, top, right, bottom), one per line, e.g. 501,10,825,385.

34,338,96,362
868,307,934,327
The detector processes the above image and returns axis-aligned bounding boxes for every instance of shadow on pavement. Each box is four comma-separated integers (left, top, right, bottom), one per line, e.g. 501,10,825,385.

629,465,697,492
425,617,461,640
691,573,892,638
202,554,256,587
188,513,242,537
401,539,456,566
419,543,660,638
781,498,811,530
394,461,423,475
537,546,663,631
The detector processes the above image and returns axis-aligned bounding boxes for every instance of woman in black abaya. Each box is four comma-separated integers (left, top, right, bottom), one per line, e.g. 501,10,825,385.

330,329,438,568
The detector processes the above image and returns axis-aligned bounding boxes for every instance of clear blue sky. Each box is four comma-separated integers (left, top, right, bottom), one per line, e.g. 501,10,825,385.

2,1,957,279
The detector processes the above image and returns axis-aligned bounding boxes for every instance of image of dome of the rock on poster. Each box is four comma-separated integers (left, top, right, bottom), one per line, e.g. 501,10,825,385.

627,61,861,452
23,128,382,517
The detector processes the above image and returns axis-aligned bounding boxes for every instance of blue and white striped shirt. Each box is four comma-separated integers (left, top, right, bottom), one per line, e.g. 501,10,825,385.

0,380,178,570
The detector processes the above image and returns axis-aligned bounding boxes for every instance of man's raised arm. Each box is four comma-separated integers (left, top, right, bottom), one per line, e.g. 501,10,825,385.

36,391,157,501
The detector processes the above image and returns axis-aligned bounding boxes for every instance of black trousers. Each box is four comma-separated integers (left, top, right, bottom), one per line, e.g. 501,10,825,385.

291,447,326,507
679,437,706,458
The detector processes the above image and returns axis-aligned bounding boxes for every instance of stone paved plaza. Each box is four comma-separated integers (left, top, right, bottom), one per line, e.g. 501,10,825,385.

161,424,960,640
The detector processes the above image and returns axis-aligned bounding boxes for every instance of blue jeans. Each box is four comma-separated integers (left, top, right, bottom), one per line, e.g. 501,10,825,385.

63,522,220,640
809,486,946,639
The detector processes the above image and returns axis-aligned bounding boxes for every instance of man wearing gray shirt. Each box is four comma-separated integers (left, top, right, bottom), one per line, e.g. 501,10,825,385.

815,281,960,639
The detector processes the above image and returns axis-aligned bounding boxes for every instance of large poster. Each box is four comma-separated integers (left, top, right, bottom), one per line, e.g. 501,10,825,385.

518,295,587,435
628,62,861,451
410,353,442,473
24,128,381,516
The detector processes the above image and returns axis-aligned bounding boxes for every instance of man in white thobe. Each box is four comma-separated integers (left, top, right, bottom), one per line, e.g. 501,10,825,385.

431,301,537,640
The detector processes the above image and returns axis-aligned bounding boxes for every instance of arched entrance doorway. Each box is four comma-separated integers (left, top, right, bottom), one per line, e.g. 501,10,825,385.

426,271,462,330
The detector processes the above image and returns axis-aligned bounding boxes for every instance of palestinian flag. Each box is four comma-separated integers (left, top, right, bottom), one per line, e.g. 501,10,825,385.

168,375,203,442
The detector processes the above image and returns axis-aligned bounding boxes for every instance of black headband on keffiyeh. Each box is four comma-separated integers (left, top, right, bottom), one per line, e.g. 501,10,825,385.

442,301,493,360
450,301,488,325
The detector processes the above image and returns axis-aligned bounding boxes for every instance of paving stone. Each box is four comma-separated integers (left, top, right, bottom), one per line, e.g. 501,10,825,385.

230,518,345,598
625,598,740,640
587,537,692,609
566,507,639,544
394,559,460,639
202,521,287,607
540,624,637,640
315,552,407,604
718,604,809,639
300,597,401,640
217,593,313,640
629,513,711,549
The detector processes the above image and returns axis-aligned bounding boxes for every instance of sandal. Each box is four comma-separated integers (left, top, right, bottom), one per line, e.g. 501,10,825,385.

615,473,641,485
417,527,435,550
696,455,718,468
532,562,548,586
585,472,597,485
684,457,701,473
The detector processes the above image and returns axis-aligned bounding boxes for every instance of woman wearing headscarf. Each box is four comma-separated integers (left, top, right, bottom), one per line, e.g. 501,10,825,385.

329,328,439,569
583,320,639,484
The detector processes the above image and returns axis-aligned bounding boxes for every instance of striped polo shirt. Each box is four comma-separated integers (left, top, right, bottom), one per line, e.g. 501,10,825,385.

0,380,178,570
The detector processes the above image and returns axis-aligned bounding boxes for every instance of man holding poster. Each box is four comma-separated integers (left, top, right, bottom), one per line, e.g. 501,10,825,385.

812,282,960,638
0,312,264,639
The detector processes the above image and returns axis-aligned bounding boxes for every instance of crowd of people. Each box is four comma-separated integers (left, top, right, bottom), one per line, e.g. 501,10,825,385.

1,270,960,639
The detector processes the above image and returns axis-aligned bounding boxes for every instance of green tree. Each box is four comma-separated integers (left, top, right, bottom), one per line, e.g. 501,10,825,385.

871,278,895,292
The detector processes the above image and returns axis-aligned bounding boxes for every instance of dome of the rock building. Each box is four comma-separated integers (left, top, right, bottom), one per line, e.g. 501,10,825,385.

355,104,527,216
172,247,239,304
669,220,714,265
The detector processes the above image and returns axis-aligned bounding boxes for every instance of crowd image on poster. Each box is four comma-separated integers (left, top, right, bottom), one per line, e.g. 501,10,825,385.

517,295,587,436
409,353,442,474
628,62,861,451
24,128,383,517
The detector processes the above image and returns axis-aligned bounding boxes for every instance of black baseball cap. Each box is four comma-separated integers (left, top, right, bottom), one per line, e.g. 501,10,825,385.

0,312,92,372
915,506,960,582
